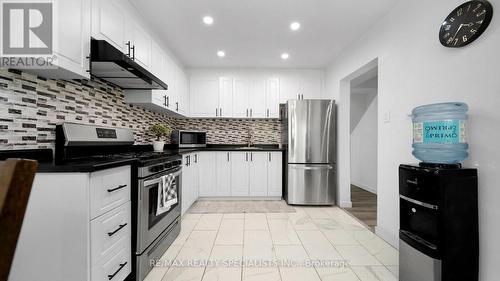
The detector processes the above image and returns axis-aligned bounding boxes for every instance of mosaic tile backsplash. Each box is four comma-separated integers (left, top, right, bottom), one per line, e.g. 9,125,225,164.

0,69,281,150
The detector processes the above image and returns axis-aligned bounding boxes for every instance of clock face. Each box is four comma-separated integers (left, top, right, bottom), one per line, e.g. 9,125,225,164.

439,0,493,47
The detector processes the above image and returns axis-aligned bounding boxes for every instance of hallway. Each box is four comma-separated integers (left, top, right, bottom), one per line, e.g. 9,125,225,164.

344,185,377,231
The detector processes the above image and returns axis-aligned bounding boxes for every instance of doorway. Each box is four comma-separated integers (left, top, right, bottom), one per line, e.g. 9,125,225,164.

344,67,378,230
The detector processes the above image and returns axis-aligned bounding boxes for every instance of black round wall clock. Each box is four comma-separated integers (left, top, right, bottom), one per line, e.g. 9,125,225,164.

439,0,493,48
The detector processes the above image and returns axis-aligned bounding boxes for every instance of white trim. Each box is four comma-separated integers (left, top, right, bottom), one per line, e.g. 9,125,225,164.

351,181,377,194
339,200,353,208
375,226,399,249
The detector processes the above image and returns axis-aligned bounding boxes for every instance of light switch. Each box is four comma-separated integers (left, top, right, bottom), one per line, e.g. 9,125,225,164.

383,111,391,123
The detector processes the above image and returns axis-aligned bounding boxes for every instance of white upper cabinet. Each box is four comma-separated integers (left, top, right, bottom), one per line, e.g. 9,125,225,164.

219,77,234,118
249,80,267,118
189,78,220,117
300,76,323,100
233,79,250,118
91,0,126,52
232,79,266,118
266,78,280,118
150,40,164,79
128,22,151,69
279,77,301,102
27,0,91,79
177,71,189,115
279,75,324,103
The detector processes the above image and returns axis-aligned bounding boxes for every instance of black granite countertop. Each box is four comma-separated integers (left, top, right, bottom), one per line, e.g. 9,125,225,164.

0,145,285,173
178,144,285,154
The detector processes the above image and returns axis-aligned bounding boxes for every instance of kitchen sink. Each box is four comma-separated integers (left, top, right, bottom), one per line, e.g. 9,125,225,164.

235,146,263,150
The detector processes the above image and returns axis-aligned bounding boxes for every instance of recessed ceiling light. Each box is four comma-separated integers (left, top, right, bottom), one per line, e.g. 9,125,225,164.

290,22,301,31
281,53,289,60
217,50,225,57
203,16,214,25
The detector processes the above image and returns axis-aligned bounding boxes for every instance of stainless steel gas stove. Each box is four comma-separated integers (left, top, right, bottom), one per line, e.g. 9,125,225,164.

55,123,181,281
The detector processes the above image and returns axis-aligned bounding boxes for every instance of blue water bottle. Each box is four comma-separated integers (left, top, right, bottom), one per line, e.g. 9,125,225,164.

412,102,469,164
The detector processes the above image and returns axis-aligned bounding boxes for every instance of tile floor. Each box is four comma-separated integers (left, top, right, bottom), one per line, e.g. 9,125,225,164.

144,205,399,281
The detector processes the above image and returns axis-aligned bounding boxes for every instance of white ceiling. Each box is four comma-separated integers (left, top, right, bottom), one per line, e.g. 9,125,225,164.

131,0,399,69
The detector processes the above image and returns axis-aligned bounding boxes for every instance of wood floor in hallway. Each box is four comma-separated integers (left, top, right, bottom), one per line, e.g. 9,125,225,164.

344,185,377,231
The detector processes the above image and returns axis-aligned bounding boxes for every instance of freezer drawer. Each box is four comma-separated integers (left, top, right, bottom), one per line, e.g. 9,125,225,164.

286,164,336,205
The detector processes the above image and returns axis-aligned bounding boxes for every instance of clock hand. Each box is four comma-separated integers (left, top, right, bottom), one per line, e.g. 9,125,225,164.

452,24,464,40
462,22,474,27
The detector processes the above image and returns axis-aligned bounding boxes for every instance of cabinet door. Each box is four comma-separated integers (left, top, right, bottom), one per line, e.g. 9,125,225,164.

230,152,249,196
151,90,168,109
181,154,192,215
279,77,300,103
267,152,283,197
190,78,220,117
192,154,199,205
197,152,216,197
249,80,267,118
54,0,91,78
266,78,280,118
178,71,189,115
219,77,233,118
216,152,231,196
150,41,164,80
233,79,250,118
130,22,151,69
249,153,268,196
92,0,126,52
300,77,323,99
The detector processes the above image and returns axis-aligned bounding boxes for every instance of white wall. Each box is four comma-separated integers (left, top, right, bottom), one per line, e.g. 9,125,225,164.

325,1,500,280
350,94,378,193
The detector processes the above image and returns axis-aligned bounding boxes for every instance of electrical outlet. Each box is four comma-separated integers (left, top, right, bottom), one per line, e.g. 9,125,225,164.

383,111,391,123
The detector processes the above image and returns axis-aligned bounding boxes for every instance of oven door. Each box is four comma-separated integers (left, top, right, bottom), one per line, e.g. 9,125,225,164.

137,166,181,254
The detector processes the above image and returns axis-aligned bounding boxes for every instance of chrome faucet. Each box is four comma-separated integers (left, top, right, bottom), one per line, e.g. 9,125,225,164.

247,128,253,147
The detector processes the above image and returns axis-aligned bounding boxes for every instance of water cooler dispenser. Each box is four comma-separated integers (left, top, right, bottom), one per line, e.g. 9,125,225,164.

399,163,478,281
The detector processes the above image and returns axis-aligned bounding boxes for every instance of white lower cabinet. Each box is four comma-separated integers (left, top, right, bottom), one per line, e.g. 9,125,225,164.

267,152,283,196
249,152,268,196
198,152,216,197
230,152,250,196
181,152,199,215
9,166,132,281
216,152,232,196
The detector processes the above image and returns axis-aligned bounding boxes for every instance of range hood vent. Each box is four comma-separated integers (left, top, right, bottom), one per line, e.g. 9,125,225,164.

90,39,168,90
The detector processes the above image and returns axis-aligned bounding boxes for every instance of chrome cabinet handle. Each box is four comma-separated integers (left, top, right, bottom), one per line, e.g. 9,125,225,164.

130,45,135,60
216,108,218,117
220,108,222,116
246,109,249,117
176,102,179,111
227,152,230,162
250,153,253,162
194,154,198,163
269,153,271,162
107,184,127,193
250,109,253,118
267,109,269,117
108,223,127,236
126,41,131,57
108,262,127,280
246,153,248,162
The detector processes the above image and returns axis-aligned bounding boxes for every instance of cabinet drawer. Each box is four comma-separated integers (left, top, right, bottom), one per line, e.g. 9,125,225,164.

91,237,131,281
91,202,131,266
90,166,131,219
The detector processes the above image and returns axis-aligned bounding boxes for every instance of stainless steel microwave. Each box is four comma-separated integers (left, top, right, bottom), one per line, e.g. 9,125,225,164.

172,130,207,148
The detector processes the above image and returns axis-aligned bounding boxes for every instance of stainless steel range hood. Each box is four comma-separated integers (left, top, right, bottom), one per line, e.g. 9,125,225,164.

90,39,168,90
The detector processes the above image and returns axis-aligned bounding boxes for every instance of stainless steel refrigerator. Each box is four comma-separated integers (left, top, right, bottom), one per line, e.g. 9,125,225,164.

282,99,336,205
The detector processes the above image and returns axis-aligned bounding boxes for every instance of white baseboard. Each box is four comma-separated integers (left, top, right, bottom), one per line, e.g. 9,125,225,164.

197,196,282,201
351,180,377,194
375,226,399,249
339,201,353,208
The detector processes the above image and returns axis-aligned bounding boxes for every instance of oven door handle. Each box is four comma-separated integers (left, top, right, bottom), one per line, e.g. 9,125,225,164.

143,168,182,187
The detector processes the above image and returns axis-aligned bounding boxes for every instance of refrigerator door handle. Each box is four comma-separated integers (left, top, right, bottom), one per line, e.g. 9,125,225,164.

290,165,333,170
